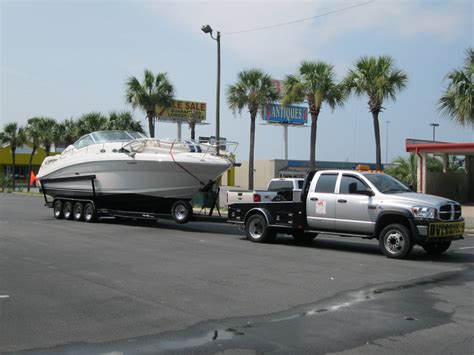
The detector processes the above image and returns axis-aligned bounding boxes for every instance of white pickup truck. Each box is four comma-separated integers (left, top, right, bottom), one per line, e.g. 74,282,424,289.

226,178,304,204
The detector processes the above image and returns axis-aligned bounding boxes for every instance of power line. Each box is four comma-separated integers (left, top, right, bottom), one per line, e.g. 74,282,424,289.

224,0,376,35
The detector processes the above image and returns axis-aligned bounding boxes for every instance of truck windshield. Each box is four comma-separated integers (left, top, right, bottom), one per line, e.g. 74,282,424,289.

364,174,411,193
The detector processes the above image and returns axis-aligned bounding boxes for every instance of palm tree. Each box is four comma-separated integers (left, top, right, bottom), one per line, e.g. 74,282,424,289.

24,117,43,191
76,112,107,137
36,117,58,156
0,122,26,191
438,48,473,126
107,111,144,132
344,56,408,170
385,154,417,190
54,118,80,146
125,70,175,138
283,61,345,170
227,69,279,190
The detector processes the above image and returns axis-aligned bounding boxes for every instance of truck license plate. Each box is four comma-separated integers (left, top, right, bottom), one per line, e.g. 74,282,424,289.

428,221,464,237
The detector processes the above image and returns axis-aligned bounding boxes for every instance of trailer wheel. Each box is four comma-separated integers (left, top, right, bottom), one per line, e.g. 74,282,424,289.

422,241,451,255
379,223,414,259
171,200,193,224
73,202,84,221
63,201,74,220
53,200,63,219
245,214,276,243
84,203,96,223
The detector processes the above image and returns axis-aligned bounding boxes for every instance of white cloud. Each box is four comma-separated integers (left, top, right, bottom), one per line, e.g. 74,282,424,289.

147,0,470,69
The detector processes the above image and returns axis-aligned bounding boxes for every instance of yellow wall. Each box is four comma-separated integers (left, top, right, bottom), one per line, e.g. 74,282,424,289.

0,143,49,165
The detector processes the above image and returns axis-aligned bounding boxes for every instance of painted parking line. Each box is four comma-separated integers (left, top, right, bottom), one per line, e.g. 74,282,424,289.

457,246,474,250
0,295,10,299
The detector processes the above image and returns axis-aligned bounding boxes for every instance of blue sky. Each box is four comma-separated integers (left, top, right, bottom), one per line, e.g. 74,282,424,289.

1,0,472,164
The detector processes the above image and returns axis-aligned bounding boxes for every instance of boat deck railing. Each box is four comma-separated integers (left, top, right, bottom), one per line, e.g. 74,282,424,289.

58,138,238,159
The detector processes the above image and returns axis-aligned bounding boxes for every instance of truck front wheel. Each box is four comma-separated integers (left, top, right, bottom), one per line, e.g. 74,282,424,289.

245,214,276,243
379,223,414,259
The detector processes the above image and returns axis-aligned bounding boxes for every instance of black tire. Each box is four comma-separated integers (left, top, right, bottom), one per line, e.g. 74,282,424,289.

63,201,74,220
171,200,193,224
292,231,316,243
53,200,63,219
422,241,451,255
379,223,414,259
84,202,96,223
73,202,84,221
245,214,276,243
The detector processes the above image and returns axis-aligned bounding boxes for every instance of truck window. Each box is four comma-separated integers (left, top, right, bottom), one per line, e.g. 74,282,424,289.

268,180,293,191
339,175,368,194
315,174,338,193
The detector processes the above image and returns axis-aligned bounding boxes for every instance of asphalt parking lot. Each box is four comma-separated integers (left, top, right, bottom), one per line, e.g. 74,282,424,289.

1,194,473,354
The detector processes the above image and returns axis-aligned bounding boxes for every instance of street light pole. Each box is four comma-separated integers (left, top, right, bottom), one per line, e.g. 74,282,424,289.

201,24,220,155
430,123,439,141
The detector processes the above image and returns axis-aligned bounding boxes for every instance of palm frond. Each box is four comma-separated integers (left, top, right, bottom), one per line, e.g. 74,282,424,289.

438,48,473,126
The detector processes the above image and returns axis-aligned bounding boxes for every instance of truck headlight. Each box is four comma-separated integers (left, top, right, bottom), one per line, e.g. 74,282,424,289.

411,206,437,219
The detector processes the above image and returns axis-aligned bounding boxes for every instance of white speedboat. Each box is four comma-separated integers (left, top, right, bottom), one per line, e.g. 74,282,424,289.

37,130,236,213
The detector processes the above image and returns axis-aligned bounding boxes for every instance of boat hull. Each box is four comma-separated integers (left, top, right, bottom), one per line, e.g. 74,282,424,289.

39,157,229,210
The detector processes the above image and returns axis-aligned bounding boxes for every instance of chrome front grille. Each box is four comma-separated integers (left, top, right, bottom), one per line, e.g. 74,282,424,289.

438,204,462,221
454,204,461,220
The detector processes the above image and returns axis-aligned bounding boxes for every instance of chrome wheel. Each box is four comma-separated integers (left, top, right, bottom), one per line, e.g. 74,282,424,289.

385,230,405,254
63,201,73,220
84,203,96,223
73,202,84,221
53,200,63,219
174,205,187,221
171,200,192,224
379,223,413,259
248,218,263,240
245,214,276,243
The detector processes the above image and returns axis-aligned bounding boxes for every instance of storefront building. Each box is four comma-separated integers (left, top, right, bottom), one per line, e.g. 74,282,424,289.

0,143,49,186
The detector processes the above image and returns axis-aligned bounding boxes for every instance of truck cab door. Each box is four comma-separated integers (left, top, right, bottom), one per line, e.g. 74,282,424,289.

335,174,377,233
306,173,338,231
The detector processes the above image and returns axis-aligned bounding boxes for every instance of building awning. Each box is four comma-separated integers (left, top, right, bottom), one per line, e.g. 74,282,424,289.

406,142,474,155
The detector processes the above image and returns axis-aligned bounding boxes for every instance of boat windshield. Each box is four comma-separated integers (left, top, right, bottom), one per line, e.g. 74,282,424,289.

91,131,145,142
73,131,147,149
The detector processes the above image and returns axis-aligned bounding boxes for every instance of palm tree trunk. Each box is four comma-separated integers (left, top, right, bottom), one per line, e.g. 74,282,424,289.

27,146,36,192
12,149,16,191
45,144,51,157
309,111,319,170
147,111,155,138
248,112,257,190
371,111,382,170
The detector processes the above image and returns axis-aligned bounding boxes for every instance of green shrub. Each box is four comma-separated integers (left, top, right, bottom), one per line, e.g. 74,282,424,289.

1,176,13,192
